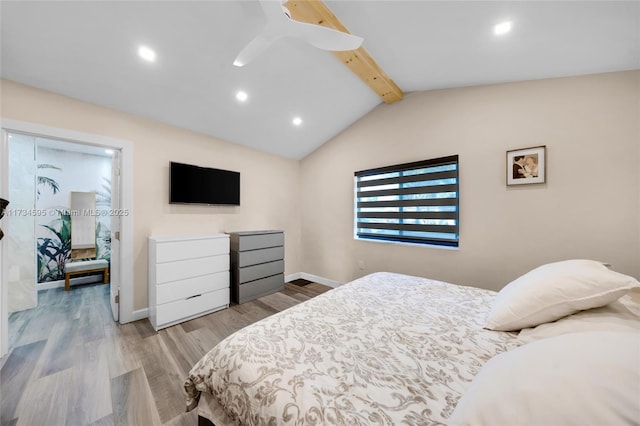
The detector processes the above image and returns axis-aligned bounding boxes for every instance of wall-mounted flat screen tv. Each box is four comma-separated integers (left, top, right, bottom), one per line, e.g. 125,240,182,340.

170,161,240,206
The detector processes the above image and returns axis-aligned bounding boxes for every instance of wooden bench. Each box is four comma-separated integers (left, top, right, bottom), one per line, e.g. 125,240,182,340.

64,259,109,291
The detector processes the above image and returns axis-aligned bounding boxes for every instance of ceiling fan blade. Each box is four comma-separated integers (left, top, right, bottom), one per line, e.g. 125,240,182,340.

233,33,280,67
288,20,363,51
233,0,362,66
258,0,288,24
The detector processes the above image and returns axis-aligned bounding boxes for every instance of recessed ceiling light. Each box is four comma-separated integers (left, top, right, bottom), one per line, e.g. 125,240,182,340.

494,21,512,36
292,117,303,126
235,91,248,102
138,45,157,62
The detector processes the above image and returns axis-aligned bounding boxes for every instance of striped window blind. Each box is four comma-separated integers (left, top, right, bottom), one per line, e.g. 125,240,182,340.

354,155,459,247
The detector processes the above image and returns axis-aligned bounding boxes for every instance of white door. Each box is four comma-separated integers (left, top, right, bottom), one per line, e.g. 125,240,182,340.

110,150,121,321
6,132,37,312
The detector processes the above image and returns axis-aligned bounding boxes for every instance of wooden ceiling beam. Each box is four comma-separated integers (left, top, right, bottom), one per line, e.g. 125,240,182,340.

284,0,403,104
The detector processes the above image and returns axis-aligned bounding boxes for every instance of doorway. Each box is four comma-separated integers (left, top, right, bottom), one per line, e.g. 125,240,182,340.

0,119,134,358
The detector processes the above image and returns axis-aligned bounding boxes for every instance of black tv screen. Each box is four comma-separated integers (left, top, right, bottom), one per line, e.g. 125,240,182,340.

170,162,240,206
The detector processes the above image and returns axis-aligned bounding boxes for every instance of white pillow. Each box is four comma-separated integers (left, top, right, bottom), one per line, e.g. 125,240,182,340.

485,259,639,331
517,292,640,344
449,331,640,426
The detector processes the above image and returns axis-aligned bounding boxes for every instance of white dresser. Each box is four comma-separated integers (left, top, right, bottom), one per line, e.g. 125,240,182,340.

148,234,230,330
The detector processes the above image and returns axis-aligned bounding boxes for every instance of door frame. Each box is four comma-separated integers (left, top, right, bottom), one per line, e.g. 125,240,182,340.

0,118,135,357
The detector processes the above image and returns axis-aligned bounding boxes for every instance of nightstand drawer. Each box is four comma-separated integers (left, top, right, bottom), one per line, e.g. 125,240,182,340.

235,246,284,268
155,254,229,284
156,287,229,328
238,260,284,284
232,232,283,251
156,270,229,305
156,237,228,263
235,274,284,304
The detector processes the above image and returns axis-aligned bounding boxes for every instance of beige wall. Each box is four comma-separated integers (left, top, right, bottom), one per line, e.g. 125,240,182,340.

2,70,639,307
1,79,301,310
300,71,640,291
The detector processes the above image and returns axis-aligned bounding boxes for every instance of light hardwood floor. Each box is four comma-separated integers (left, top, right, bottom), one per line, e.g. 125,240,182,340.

1,280,330,426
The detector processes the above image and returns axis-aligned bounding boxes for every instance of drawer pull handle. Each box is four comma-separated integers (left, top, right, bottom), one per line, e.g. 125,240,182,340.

186,294,202,300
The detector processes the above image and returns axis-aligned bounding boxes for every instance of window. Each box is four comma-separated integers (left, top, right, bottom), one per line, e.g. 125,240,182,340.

354,155,459,247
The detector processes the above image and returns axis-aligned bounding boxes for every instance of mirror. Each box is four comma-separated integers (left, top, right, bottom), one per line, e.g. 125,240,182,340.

70,191,96,259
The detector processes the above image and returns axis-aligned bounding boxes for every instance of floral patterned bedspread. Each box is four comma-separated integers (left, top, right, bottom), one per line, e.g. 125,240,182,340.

185,272,519,425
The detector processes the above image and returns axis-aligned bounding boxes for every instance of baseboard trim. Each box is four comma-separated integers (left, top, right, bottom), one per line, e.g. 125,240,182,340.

284,272,302,282
37,280,65,290
287,272,341,288
131,308,149,322
37,276,103,291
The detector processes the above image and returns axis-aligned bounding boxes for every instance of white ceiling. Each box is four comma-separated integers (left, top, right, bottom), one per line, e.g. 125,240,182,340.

1,1,638,160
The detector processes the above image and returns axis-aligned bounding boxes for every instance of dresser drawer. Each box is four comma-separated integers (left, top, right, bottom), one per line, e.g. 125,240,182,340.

235,274,284,304
235,246,284,268
155,254,229,284
156,270,229,305
156,287,229,328
156,237,228,263
238,260,284,284
232,232,283,251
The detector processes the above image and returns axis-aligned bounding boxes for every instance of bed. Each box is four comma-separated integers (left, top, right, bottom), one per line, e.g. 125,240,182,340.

185,261,640,425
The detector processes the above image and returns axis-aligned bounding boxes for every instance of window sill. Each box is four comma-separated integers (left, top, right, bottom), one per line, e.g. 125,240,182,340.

354,236,459,250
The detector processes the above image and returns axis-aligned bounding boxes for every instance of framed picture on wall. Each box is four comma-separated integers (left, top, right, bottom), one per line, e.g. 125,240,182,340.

506,145,546,186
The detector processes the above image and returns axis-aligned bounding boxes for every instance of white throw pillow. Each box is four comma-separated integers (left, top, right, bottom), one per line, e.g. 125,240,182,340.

517,292,640,343
485,259,639,331
449,331,640,426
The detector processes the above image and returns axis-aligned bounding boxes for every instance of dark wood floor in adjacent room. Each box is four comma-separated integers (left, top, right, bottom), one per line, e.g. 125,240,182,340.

1,280,331,426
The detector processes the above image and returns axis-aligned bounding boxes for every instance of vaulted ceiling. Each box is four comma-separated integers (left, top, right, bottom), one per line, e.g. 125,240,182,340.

1,1,638,159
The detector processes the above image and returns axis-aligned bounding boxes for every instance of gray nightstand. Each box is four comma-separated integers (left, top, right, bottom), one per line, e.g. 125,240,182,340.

227,230,284,304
